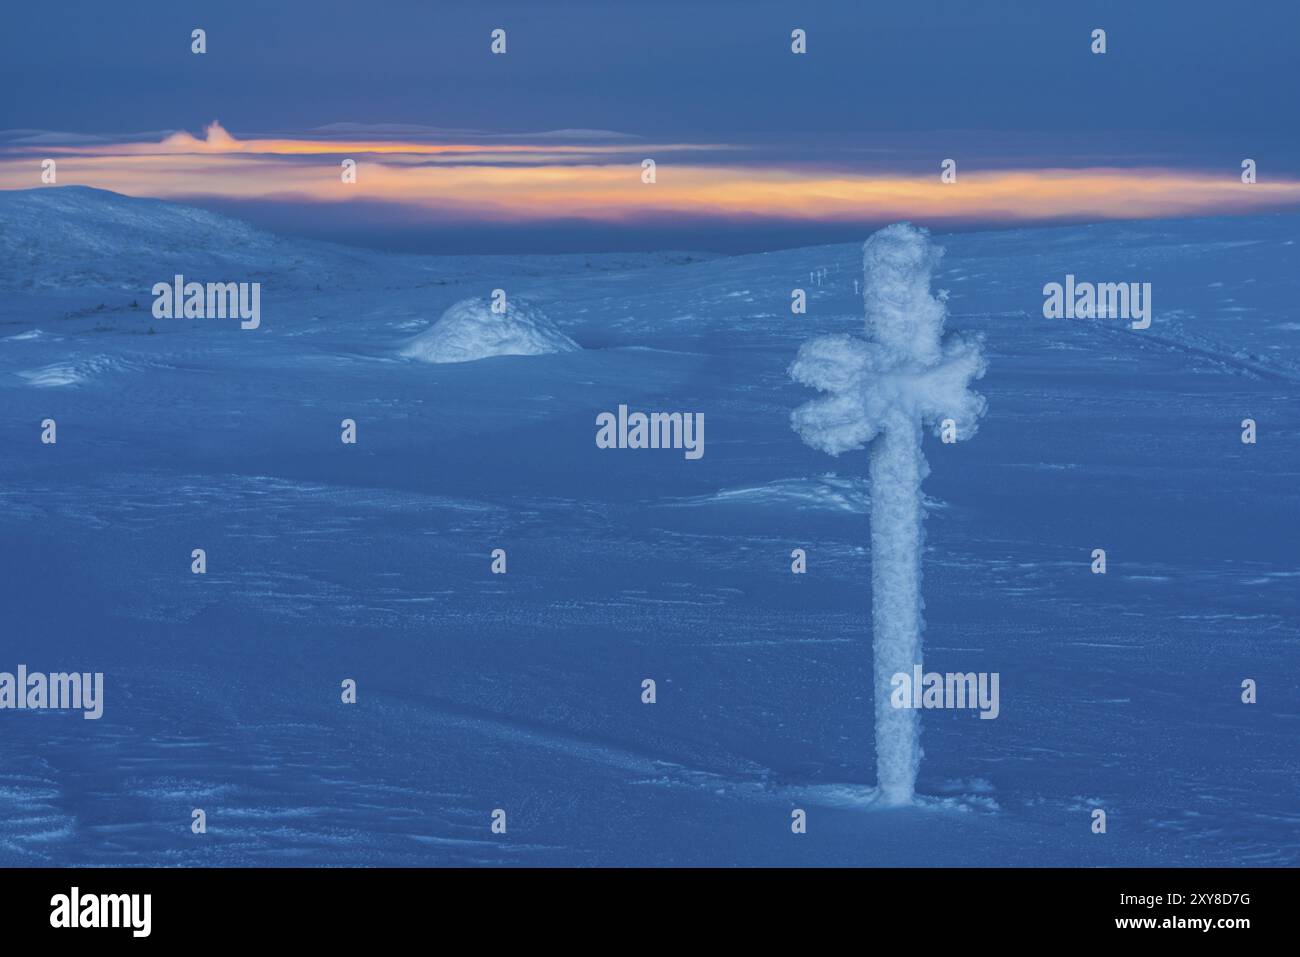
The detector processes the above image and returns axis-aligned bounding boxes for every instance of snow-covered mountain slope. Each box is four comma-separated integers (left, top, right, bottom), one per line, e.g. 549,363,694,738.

0,186,715,298
0,187,1296,866
0,186,360,293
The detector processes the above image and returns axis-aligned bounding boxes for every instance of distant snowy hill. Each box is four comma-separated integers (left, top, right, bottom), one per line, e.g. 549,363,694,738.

0,187,716,300
0,186,375,294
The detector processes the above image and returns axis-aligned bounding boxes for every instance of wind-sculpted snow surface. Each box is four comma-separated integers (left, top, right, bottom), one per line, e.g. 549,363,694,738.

790,224,987,805
2,190,1298,866
400,297,580,364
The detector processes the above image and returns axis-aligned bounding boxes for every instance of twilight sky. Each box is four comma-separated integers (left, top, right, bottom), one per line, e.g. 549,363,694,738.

2,0,1297,252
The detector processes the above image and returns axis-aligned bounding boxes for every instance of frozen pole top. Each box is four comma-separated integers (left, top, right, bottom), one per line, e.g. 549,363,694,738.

862,223,946,367
789,223,987,456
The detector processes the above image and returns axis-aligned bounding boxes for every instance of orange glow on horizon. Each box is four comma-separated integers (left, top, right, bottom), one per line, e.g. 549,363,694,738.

3,122,1298,226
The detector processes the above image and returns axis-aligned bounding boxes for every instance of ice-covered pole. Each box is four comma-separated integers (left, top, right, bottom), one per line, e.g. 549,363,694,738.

789,224,986,805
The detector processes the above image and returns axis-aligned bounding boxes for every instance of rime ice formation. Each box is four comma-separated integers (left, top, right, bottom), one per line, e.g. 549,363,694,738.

789,223,987,806
400,297,580,364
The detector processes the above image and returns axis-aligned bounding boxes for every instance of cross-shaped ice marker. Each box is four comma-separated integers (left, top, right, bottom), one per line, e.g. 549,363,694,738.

789,223,987,805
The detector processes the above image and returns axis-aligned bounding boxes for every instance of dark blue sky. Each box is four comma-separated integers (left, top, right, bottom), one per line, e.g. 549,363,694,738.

3,0,1294,140
3,0,1296,252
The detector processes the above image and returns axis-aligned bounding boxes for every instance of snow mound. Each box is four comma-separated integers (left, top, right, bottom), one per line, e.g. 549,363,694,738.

400,298,580,364
666,475,873,513
664,475,949,513
15,354,131,387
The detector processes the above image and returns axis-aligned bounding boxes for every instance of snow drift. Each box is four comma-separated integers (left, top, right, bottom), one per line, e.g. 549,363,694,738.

400,297,580,364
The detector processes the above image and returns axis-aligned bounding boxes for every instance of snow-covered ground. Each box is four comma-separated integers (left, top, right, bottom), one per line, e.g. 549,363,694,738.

0,186,1296,865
